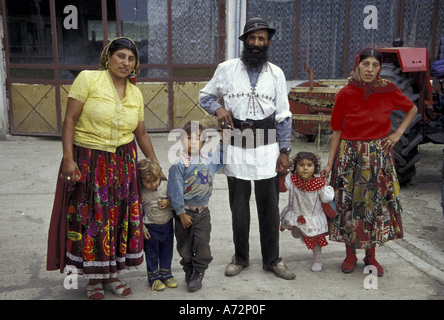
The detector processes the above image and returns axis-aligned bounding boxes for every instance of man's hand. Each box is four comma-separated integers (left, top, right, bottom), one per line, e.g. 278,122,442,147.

276,153,291,175
215,107,234,129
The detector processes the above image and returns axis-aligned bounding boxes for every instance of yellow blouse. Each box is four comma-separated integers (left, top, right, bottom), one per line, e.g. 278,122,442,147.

68,70,144,153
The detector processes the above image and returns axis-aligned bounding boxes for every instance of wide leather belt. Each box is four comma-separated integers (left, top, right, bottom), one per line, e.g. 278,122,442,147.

230,113,277,149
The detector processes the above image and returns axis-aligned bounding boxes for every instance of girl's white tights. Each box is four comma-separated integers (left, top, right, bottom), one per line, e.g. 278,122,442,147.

311,245,322,272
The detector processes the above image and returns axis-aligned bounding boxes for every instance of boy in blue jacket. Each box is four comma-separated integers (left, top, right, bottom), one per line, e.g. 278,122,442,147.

168,121,226,292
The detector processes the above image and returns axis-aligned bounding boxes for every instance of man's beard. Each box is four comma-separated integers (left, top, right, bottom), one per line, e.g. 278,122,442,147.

241,43,269,70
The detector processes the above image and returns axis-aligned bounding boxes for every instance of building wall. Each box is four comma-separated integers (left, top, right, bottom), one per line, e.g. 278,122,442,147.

0,0,442,138
0,16,8,139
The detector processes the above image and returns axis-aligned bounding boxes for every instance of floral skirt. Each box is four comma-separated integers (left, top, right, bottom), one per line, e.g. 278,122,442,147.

47,140,144,279
329,139,404,249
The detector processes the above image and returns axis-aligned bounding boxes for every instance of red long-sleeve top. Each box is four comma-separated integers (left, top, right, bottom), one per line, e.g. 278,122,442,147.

330,85,415,141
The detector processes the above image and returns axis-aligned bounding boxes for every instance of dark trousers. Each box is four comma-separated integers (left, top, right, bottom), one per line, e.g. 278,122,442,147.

227,175,281,267
175,208,213,273
144,219,174,284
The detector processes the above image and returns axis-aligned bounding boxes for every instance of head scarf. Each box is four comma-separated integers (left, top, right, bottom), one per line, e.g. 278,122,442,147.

348,48,397,100
99,37,140,85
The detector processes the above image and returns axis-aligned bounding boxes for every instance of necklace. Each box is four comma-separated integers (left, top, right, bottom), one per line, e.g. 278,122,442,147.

115,85,125,91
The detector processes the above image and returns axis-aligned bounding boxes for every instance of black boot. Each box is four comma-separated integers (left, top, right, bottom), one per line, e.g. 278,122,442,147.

187,271,204,292
185,268,194,284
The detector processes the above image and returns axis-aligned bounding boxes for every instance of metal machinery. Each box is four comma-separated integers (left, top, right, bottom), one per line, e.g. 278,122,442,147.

289,47,444,187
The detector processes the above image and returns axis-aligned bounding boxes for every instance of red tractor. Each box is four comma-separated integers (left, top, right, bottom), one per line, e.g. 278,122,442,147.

289,47,444,185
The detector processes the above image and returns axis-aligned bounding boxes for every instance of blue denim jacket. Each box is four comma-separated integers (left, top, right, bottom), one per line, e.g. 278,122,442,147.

167,143,224,216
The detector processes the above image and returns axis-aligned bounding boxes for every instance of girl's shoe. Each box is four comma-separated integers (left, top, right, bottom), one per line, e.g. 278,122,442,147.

152,279,166,291
311,245,323,272
163,278,178,288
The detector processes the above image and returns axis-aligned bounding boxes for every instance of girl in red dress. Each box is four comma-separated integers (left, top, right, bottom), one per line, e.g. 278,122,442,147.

280,152,334,272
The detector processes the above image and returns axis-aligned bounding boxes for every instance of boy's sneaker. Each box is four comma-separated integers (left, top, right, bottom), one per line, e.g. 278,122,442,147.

185,268,194,284
187,271,204,292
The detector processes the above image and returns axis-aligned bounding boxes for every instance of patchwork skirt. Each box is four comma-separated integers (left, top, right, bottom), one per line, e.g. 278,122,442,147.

329,139,404,249
47,140,144,279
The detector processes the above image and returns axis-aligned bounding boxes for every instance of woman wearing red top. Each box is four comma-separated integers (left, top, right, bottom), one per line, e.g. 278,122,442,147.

321,48,417,276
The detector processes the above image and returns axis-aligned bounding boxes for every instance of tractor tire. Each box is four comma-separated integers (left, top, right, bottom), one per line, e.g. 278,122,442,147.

441,161,444,217
381,64,422,184
390,110,422,184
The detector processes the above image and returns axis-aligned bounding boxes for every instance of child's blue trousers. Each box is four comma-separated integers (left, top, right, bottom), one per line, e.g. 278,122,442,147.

144,219,174,284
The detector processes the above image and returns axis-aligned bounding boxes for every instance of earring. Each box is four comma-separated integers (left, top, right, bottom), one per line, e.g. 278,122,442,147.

106,61,109,69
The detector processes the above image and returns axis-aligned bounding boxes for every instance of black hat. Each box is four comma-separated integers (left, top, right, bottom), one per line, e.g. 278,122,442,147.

238,17,276,41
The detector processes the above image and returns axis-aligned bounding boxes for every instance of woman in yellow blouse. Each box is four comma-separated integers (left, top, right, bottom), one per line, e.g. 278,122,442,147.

47,37,157,299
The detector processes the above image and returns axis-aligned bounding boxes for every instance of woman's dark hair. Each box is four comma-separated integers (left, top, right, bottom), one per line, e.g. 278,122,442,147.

108,38,139,62
291,151,321,175
359,48,382,65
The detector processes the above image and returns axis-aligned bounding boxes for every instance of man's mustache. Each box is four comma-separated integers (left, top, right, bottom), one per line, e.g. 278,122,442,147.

244,44,269,52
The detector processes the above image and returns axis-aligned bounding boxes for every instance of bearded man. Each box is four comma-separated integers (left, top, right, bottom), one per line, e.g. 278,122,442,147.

199,17,294,280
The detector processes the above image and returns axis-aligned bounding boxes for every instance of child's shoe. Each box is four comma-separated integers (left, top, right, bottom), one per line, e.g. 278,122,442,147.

151,279,166,291
185,268,194,284
311,245,322,272
163,278,178,288
187,271,204,292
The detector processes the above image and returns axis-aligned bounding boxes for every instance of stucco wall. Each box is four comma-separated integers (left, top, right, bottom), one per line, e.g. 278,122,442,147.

0,15,9,139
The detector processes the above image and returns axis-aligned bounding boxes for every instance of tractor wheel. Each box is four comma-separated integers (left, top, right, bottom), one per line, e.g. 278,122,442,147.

390,110,422,184
381,64,422,184
441,161,444,216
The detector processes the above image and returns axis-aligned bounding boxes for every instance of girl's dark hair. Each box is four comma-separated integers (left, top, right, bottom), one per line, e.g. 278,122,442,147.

359,48,382,65
108,38,139,61
291,151,321,175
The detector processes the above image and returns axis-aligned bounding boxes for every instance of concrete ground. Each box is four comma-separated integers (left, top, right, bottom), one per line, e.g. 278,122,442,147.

0,132,443,305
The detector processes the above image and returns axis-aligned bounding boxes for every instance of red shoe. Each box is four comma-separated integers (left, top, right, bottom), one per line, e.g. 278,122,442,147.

341,245,357,274
364,248,384,276
341,256,357,273
363,257,383,276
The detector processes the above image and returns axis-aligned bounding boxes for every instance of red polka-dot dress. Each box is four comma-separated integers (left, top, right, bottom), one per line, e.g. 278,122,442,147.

280,173,334,250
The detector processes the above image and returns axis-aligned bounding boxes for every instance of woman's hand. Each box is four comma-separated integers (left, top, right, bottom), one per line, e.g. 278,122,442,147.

321,130,342,180
61,158,81,183
383,104,418,151
382,131,401,151
320,164,332,179
61,98,84,183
